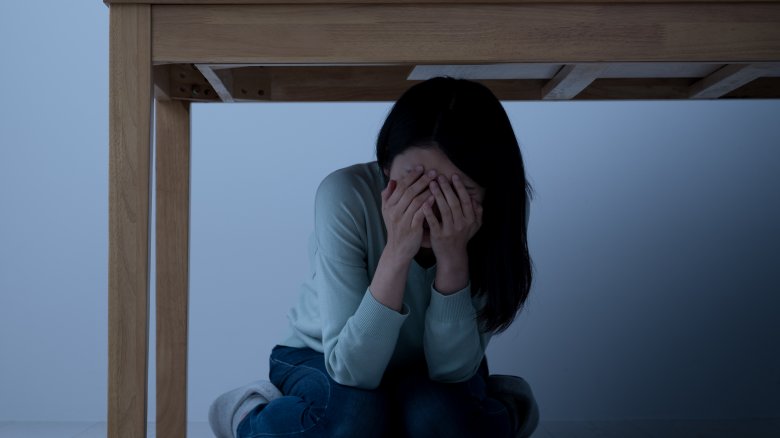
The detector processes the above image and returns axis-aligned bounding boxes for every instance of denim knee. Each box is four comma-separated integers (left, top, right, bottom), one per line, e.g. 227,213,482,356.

398,372,510,438
324,383,390,438
401,387,468,437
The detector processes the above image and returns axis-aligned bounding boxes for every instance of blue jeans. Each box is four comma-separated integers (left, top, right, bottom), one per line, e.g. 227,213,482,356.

237,345,513,438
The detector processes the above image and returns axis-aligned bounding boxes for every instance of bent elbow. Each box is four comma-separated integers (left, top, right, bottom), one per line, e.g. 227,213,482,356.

325,353,383,390
428,364,479,383
331,370,381,390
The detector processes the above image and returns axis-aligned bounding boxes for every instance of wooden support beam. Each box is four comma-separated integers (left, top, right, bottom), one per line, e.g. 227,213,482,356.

154,64,172,101
409,63,561,80
229,66,273,101
108,4,152,438
152,4,780,64
541,64,608,100
721,76,780,98
155,99,191,438
689,62,780,99
107,0,780,6
148,64,780,101
409,62,730,81
195,64,234,102
167,64,220,102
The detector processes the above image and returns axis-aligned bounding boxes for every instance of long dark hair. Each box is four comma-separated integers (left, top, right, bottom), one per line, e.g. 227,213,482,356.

376,76,534,333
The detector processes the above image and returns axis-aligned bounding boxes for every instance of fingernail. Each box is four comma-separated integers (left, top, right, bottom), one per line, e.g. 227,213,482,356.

415,165,423,172
452,174,460,181
428,170,437,178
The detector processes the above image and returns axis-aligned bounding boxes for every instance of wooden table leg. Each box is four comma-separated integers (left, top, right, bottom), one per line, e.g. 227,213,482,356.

155,99,192,438
108,4,153,438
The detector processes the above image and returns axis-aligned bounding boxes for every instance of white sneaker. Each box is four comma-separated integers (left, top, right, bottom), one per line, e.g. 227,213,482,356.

208,380,283,438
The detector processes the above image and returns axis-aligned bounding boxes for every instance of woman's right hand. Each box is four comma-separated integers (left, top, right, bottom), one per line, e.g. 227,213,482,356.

381,165,436,262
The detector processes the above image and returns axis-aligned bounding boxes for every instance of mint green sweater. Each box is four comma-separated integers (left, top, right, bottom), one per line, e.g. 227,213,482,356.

280,161,494,389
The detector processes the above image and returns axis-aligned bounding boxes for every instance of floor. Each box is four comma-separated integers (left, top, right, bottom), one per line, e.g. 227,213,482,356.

0,419,778,437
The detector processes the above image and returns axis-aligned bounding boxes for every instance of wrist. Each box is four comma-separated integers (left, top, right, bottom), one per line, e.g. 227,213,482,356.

382,244,414,266
370,246,412,312
435,249,468,272
434,253,469,295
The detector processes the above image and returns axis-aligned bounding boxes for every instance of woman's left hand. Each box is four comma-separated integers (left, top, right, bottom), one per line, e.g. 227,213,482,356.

422,173,483,265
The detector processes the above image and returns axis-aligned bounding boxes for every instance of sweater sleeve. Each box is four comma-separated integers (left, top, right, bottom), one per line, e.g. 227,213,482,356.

423,281,493,382
423,189,529,382
313,170,408,389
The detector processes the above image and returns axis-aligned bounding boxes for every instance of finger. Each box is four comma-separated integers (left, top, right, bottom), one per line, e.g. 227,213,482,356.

381,179,396,204
399,169,437,213
473,198,483,228
411,199,429,230
387,165,424,206
437,175,463,222
429,180,453,229
403,189,433,222
408,169,438,199
422,201,441,233
451,174,475,224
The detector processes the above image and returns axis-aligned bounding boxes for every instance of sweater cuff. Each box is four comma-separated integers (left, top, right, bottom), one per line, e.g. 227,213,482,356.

355,287,409,338
429,281,475,322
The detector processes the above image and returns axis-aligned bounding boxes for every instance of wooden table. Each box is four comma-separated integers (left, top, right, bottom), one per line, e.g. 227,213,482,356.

101,0,780,436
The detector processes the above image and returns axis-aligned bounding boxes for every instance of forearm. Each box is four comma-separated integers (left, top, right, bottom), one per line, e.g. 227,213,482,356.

424,284,486,382
325,289,408,389
434,250,469,295
324,246,409,388
368,245,411,312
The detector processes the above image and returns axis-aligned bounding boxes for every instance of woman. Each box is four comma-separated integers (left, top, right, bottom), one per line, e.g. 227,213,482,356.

209,76,539,438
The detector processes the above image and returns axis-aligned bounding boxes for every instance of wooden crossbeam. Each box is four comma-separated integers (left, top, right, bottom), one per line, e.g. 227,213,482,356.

541,64,608,100
106,0,780,5
154,65,172,101
229,66,273,101
195,64,235,102
151,4,780,64
149,64,780,101
689,62,780,99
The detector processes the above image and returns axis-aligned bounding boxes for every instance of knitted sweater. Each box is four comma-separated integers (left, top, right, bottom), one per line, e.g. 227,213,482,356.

280,161,495,389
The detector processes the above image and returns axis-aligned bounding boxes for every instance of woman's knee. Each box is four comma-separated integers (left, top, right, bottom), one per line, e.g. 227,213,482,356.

398,375,493,438
324,384,390,437
401,388,467,437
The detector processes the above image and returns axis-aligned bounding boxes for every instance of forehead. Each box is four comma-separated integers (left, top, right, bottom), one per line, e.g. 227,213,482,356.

392,147,460,174
389,146,485,193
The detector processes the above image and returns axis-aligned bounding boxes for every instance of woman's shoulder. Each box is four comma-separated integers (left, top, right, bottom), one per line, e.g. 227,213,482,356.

313,161,385,256
316,161,384,203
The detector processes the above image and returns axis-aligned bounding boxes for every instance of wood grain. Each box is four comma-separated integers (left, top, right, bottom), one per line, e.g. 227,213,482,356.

542,64,608,100
104,0,780,5
108,4,152,438
156,63,780,101
154,64,172,101
150,3,780,64
155,99,191,438
196,64,234,102
689,62,780,98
